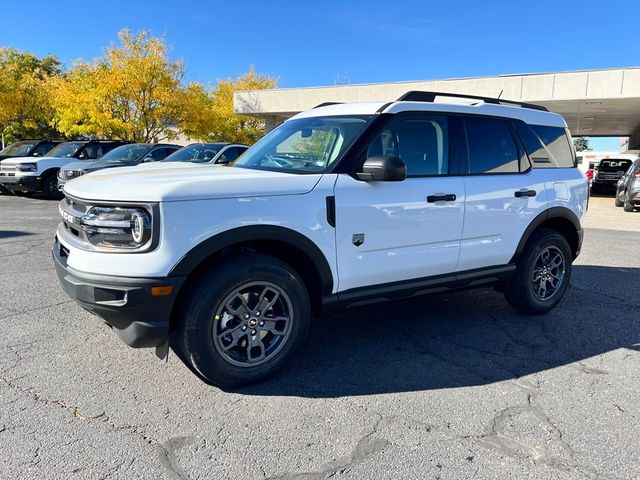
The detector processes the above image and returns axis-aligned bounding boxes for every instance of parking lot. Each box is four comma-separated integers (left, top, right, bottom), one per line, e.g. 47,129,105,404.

0,194,639,479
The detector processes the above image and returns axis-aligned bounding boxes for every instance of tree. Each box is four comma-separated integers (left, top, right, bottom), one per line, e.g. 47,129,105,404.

50,30,205,142
182,67,277,144
0,48,63,145
573,136,591,152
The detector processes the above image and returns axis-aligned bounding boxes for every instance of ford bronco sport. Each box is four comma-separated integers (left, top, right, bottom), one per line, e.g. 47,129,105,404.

53,91,588,387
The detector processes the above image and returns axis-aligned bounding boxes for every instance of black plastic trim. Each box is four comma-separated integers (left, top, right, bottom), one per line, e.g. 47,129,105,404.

53,237,185,348
323,264,516,311
326,196,336,228
397,90,549,111
169,225,335,295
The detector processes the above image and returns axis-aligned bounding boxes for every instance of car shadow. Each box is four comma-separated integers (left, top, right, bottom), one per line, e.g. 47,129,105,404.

234,265,640,397
0,230,34,240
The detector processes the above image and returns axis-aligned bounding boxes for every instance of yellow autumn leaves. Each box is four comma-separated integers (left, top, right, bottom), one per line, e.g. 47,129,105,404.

1,30,276,145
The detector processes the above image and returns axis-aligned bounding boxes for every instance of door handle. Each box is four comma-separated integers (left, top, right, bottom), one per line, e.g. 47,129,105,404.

427,194,456,203
514,189,537,198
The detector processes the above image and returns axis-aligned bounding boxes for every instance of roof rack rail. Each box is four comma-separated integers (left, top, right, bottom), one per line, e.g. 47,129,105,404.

396,90,549,112
313,102,343,109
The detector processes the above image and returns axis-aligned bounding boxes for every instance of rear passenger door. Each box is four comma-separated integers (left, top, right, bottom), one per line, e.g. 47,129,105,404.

458,116,548,271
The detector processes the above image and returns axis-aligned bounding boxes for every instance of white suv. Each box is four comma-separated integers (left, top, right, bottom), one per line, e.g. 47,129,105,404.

53,91,588,387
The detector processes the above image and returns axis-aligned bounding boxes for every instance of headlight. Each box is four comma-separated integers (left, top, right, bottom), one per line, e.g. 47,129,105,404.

80,206,152,249
16,163,37,172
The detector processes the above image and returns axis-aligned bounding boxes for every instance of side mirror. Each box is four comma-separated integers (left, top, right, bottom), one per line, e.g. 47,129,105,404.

356,155,406,182
142,156,154,163
216,155,229,165
32,152,40,157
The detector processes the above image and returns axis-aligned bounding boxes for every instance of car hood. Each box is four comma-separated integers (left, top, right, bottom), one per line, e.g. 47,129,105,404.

63,163,324,202
1,155,65,165
62,159,133,172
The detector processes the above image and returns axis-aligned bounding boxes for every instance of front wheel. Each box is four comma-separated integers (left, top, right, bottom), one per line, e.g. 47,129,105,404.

615,194,624,207
42,173,62,200
172,253,311,387
623,199,636,212
505,228,572,314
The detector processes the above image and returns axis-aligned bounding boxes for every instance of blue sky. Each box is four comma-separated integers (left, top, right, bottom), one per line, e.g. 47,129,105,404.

2,0,637,149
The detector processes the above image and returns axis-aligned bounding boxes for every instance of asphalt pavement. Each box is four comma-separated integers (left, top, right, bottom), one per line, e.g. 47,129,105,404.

1,193,639,480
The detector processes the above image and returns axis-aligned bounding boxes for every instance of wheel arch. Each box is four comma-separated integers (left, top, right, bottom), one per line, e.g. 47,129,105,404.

169,225,335,316
511,207,582,262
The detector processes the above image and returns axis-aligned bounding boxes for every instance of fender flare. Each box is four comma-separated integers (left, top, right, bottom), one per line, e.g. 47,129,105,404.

511,207,582,262
169,225,334,295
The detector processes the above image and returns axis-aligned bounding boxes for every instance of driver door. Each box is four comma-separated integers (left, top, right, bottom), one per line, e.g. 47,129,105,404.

334,113,465,292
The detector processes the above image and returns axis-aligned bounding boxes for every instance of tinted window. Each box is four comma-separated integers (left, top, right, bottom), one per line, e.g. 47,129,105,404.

465,117,519,174
218,146,246,164
367,114,449,176
34,142,56,156
531,126,574,168
149,147,176,161
80,144,102,159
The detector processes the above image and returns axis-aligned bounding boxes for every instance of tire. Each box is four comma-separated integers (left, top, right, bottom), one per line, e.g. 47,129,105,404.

505,228,572,314
615,194,624,207
42,173,62,200
172,253,311,387
623,199,636,212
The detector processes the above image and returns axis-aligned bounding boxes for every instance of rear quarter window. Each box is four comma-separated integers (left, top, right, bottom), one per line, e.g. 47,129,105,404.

513,121,575,168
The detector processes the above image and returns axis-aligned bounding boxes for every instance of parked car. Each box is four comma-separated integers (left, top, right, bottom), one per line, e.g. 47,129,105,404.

615,158,640,212
0,139,63,194
58,143,180,190
162,143,248,165
54,91,587,387
0,140,127,198
590,158,634,195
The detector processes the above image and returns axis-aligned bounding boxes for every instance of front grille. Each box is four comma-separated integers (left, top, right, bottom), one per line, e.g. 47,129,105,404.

59,170,84,180
0,165,15,174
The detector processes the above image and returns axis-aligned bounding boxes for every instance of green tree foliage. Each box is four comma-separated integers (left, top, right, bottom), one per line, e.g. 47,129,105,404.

573,136,591,152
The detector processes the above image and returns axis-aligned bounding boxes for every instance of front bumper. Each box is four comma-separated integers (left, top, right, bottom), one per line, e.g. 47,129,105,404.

0,173,41,192
52,237,186,348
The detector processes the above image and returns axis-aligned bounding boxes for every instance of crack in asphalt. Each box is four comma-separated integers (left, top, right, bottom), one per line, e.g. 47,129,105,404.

267,415,390,479
0,300,72,322
467,378,622,480
156,436,195,480
0,375,156,445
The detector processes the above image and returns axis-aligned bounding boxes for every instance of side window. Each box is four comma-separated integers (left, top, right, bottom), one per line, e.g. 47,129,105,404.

79,145,101,159
464,117,520,174
219,147,246,163
366,114,449,176
513,122,575,168
100,143,119,156
150,148,174,161
34,142,55,156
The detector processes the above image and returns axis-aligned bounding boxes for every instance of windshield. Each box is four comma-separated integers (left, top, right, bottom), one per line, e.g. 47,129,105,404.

163,144,225,163
0,142,37,157
97,144,152,164
46,142,84,158
598,159,632,171
233,116,372,173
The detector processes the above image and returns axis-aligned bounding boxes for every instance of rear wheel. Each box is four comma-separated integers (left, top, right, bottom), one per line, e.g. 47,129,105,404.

505,228,572,314
172,253,311,387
